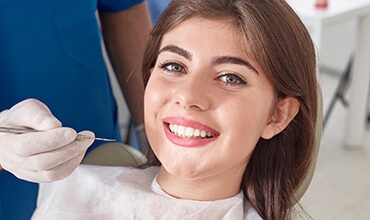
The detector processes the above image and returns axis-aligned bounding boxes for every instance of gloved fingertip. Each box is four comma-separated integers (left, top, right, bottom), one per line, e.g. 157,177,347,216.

78,130,95,138
63,128,77,141
77,131,95,148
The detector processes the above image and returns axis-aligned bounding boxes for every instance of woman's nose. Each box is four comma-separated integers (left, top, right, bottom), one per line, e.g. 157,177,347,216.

173,76,211,111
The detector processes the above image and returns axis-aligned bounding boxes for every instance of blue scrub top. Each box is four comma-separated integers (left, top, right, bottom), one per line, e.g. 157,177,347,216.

0,0,143,219
147,0,170,23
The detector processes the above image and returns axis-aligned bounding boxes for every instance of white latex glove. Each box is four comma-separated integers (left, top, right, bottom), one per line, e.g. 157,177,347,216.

0,99,94,183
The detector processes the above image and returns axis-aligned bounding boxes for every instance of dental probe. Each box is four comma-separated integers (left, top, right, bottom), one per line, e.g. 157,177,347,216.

0,126,116,142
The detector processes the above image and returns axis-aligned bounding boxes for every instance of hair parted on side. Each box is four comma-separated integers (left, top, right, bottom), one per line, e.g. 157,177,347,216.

142,0,318,219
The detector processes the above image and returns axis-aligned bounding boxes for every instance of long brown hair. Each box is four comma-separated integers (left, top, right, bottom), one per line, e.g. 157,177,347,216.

142,0,318,219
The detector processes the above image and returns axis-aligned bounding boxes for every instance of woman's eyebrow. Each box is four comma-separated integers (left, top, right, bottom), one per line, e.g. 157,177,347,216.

158,45,258,74
158,45,192,60
211,56,259,74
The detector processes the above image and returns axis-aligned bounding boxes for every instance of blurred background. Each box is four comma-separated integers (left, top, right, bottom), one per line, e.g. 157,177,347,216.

298,10,370,220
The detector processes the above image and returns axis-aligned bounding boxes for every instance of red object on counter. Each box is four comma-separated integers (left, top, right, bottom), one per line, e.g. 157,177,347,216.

315,0,328,9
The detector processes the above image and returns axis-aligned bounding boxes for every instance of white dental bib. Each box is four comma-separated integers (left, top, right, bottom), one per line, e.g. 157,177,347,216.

32,165,261,219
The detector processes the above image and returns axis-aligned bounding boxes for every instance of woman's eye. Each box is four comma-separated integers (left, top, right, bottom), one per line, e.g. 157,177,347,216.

160,62,185,73
218,73,246,85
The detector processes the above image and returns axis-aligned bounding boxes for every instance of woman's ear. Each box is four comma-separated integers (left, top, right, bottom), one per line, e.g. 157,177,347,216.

261,97,300,139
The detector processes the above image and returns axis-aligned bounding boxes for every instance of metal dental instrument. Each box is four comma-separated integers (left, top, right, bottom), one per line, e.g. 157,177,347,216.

0,126,116,142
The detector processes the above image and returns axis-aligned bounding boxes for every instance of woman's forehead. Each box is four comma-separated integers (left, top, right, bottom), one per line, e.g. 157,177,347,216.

160,18,245,53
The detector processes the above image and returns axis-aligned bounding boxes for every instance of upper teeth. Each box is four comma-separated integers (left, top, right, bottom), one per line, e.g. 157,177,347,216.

169,124,215,138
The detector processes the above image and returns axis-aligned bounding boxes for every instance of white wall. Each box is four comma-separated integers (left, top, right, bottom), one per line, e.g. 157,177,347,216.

319,19,357,74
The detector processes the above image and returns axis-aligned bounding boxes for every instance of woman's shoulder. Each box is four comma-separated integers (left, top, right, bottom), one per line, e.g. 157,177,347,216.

36,165,159,203
39,165,159,194
73,164,159,182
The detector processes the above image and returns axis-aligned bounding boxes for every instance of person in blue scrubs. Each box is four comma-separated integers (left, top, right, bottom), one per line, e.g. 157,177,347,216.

0,0,151,219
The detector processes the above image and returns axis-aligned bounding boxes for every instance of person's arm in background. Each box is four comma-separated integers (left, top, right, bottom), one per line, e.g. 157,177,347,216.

99,1,151,152
99,1,150,127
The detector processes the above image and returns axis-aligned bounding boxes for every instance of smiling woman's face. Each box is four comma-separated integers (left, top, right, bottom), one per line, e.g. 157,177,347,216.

144,18,277,186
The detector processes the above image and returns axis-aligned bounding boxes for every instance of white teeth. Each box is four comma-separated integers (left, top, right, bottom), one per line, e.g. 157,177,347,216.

200,130,207,138
168,124,216,138
185,127,194,137
177,126,185,136
194,129,200,137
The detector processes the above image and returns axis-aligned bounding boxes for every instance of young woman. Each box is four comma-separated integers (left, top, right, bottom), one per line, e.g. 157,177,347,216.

1,0,318,219
141,0,318,218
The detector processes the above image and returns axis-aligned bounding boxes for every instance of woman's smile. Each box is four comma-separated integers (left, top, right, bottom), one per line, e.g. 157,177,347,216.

162,117,220,147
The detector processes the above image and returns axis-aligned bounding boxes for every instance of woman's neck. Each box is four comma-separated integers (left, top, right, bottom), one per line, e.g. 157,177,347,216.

156,166,244,201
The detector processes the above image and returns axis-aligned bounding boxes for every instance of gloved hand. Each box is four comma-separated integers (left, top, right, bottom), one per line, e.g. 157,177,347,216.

0,99,94,183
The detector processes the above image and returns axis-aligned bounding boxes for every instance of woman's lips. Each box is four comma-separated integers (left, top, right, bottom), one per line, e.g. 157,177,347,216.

162,117,220,147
